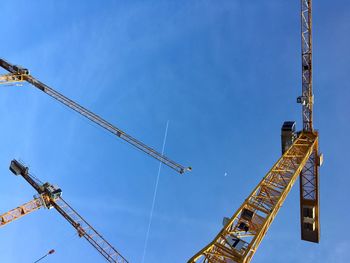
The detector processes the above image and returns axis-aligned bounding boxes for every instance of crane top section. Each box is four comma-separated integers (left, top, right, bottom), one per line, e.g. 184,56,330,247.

0,58,191,174
10,159,62,208
297,0,314,132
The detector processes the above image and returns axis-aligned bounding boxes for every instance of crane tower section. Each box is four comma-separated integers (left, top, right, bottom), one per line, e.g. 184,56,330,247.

7,159,129,263
298,0,320,243
298,0,313,132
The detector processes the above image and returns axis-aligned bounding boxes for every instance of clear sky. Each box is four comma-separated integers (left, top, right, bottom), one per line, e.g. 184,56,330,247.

0,0,349,262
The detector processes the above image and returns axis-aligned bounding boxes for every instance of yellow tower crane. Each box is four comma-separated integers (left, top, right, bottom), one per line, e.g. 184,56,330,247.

188,0,322,262
0,59,191,174
1,159,128,263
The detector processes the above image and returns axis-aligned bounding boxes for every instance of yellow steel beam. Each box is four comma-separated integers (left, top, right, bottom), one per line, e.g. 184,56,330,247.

189,132,318,263
0,73,25,85
0,197,43,227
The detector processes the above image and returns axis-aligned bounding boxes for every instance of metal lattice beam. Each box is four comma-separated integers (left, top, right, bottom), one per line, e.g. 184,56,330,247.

299,0,320,244
52,197,128,263
188,132,318,263
8,159,129,263
0,198,43,227
0,58,191,174
300,0,313,132
299,140,320,243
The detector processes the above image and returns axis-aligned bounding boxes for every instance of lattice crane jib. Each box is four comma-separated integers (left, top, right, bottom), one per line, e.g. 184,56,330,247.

298,0,321,243
188,133,318,263
0,198,43,227
298,0,313,133
0,59,191,174
6,159,128,263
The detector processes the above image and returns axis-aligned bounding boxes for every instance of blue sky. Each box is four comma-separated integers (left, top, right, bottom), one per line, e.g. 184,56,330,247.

0,0,349,262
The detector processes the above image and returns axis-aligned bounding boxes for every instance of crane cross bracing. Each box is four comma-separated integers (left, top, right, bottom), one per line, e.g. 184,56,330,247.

188,132,319,263
0,59,191,174
298,0,320,243
0,198,43,227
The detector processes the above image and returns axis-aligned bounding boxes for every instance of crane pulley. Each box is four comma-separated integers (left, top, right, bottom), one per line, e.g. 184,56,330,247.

3,159,128,263
0,59,191,174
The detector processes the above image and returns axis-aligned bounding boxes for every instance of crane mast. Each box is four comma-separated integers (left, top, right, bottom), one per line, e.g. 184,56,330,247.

298,0,320,243
0,59,191,174
6,159,128,263
299,0,313,132
188,0,321,262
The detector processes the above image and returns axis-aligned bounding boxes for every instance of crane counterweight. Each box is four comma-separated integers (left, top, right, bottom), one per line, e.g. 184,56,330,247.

9,159,27,176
